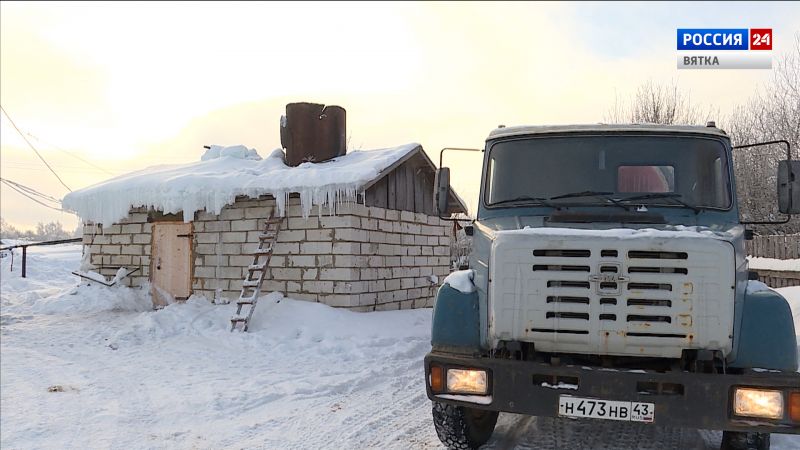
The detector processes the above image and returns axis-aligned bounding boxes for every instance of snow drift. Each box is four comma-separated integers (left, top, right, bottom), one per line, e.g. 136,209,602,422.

62,143,420,225
200,144,262,161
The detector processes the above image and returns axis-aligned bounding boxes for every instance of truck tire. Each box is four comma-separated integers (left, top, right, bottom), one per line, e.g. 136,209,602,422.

720,431,770,450
432,401,499,449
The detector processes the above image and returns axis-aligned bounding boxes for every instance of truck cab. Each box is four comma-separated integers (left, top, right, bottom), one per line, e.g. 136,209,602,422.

425,124,800,449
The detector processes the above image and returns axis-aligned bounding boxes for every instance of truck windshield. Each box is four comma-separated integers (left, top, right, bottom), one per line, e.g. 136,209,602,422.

485,135,731,210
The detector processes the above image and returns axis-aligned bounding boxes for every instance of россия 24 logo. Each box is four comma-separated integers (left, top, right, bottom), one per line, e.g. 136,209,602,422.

677,28,772,51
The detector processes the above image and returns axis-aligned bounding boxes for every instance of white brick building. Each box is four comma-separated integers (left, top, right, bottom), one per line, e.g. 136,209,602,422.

74,144,467,311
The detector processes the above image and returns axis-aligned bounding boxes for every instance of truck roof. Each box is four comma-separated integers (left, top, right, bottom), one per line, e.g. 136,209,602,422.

487,123,729,140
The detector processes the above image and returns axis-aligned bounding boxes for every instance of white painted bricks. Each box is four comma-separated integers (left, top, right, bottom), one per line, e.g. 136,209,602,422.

85,199,454,310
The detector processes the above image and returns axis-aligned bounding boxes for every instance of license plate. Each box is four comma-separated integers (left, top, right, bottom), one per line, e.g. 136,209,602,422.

558,395,655,423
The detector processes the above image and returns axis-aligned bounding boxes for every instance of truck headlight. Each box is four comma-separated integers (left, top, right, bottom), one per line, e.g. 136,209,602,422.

446,369,488,395
734,388,784,419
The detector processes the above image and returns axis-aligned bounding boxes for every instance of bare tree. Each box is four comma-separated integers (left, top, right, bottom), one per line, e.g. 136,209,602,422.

727,34,800,150
606,80,714,125
726,34,800,234
0,219,74,241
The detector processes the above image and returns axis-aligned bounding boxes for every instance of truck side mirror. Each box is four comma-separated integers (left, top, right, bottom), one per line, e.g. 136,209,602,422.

777,160,800,214
434,167,451,216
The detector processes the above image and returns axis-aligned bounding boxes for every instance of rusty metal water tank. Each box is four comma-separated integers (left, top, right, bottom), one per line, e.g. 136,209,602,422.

280,102,346,166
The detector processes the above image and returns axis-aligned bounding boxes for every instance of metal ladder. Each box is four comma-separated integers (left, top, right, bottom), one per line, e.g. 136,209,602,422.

230,212,283,332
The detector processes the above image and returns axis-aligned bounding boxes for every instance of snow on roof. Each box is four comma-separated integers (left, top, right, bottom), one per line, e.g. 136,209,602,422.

62,143,420,225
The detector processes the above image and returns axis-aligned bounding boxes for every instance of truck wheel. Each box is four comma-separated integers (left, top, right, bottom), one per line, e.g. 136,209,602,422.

720,431,770,450
432,401,499,449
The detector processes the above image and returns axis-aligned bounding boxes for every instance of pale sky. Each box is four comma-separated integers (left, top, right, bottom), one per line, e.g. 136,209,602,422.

1,1,798,229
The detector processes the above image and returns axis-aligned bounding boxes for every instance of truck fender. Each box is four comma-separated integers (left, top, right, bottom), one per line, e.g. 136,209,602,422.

730,285,798,372
431,284,481,351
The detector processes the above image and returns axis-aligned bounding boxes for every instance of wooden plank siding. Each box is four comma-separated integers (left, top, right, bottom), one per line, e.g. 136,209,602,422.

387,170,397,210
422,169,434,215
366,177,389,209
404,164,415,211
364,153,437,215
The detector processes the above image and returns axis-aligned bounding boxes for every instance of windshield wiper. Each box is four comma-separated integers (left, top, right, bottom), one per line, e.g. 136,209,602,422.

491,195,561,208
549,191,631,211
620,193,701,214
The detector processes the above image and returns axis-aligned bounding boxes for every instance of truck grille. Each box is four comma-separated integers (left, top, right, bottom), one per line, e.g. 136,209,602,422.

489,234,734,358
533,248,688,338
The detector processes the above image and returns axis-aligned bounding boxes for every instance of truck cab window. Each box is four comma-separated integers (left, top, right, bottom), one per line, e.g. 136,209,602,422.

485,135,731,210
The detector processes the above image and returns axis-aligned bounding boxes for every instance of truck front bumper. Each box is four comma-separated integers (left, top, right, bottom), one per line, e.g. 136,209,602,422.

425,352,800,434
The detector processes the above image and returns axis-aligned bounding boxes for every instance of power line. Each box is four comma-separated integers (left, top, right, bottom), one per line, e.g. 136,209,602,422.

23,131,116,176
0,179,69,213
0,177,62,204
0,105,72,192
1,162,125,174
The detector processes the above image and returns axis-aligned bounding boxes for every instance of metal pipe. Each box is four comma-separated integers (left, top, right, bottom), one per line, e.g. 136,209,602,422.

0,237,81,252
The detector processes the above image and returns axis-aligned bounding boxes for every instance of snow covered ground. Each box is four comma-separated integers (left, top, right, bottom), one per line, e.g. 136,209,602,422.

1,244,799,449
748,256,800,272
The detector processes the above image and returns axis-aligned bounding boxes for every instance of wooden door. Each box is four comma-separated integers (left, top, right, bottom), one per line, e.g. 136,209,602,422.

151,222,192,308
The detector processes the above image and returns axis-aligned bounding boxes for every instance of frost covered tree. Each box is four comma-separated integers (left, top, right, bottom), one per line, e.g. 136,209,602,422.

0,219,75,241
725,34,800,234
0,218,22,240
605,40,800,235
605,80,714,125
35,221,73,240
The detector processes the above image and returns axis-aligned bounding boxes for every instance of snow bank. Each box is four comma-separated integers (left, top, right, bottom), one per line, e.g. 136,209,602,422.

443,269,476,293
108,292,430,348
62,143,420,225
31,283,152,315
748,257,800,272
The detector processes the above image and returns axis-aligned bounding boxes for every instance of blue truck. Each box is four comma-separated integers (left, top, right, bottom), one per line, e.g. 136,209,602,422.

426,124,800,449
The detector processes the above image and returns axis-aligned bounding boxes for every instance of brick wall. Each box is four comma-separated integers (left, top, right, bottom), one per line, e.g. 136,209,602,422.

83,197,453,312
82,207,151,288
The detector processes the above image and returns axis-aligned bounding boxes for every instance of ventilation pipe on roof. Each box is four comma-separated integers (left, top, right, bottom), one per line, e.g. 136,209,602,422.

280,102,346,166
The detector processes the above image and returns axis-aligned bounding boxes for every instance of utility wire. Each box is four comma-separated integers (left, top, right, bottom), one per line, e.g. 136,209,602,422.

0,179,69,212
1,162,122,174
0,105,72,191
24,131,116,176
0,177,62,204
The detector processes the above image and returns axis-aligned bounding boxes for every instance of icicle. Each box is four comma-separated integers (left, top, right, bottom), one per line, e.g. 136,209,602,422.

62,143,420,225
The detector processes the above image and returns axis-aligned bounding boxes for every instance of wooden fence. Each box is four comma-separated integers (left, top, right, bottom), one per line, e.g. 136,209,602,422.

746,234,800,287
746,234,800,259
